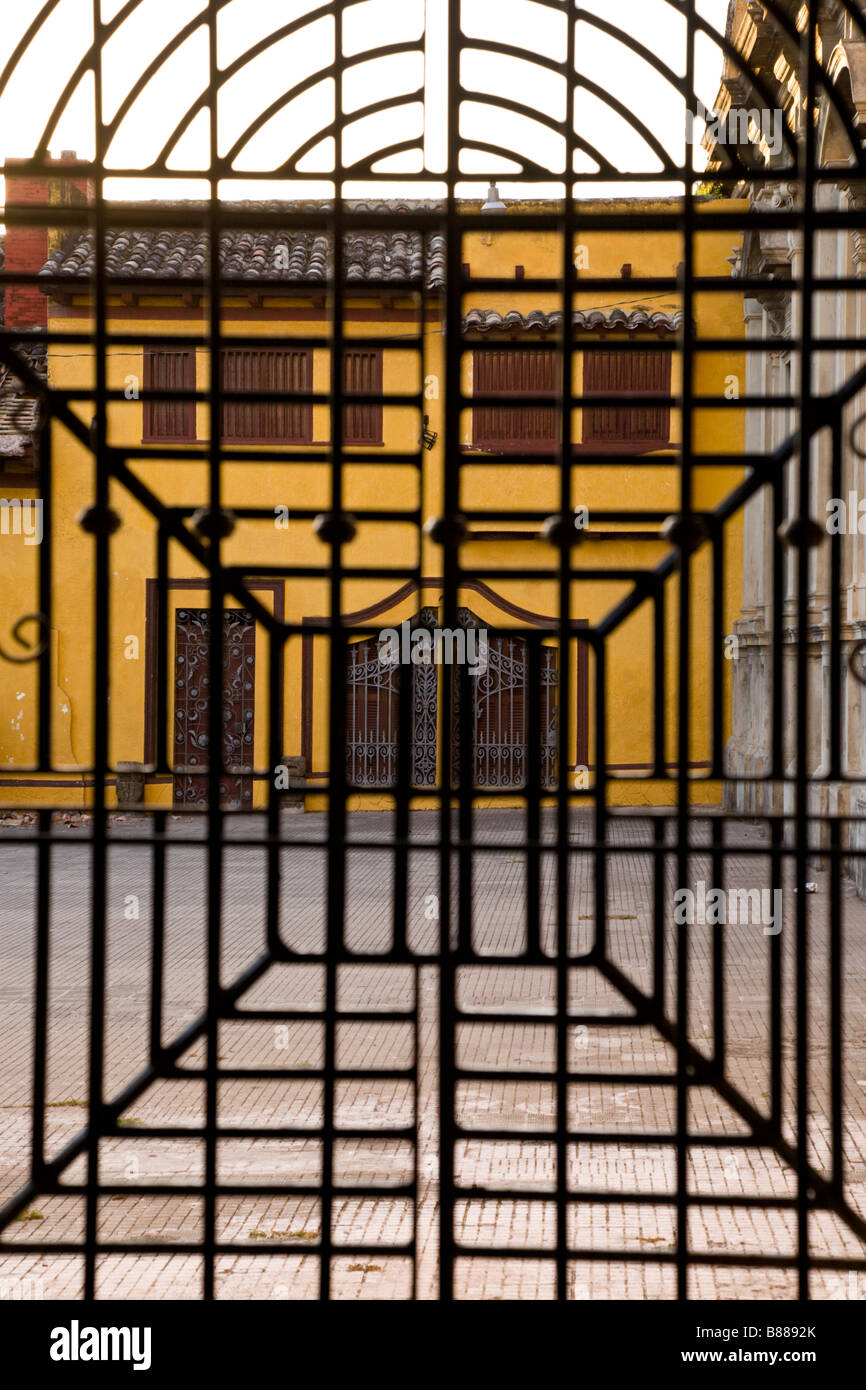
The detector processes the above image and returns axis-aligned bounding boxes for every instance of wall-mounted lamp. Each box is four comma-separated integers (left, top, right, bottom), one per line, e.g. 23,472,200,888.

481,183,506,213
422,414,438,450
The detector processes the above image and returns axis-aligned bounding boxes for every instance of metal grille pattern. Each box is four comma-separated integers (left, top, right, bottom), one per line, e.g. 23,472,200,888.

0,0,865,1303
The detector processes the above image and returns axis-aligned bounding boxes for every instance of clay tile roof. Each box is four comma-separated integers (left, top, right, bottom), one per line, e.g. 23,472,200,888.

0,343,46,457
39,201,446,292
461,307,685,335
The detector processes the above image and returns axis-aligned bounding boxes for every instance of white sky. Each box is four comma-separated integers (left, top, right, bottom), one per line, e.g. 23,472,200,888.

0,0,731,202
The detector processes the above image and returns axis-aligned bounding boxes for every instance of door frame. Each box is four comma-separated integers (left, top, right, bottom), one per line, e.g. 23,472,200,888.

301,577,589,781
143,577,285,779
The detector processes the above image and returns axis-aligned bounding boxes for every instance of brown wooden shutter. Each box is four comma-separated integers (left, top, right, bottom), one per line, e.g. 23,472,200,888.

143,345,195,441
220,348,312,442
582,346,671,447
343,350,383,444
472,349,559,453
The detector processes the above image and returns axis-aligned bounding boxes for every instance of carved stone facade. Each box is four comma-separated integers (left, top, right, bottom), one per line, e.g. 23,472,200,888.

720,3,866,884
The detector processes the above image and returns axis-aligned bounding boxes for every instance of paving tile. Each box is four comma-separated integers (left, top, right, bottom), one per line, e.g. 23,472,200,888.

0,809,864,1299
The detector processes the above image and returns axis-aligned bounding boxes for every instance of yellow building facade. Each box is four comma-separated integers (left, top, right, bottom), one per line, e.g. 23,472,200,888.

0,186,747,810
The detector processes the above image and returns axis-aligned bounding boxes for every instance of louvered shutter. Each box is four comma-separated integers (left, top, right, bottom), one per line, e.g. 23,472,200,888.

582,347,671,445
143,346,195,441
220,349,312,442
472,349,559,453
343,350,383,444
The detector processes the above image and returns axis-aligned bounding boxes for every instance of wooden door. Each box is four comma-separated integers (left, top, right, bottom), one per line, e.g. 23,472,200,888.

173,608,255,809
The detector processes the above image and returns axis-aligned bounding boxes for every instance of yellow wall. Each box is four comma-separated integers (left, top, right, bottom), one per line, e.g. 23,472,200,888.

0,198,746,810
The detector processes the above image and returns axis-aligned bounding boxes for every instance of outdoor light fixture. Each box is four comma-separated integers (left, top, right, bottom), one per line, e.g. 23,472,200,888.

481,182,506,212
422,414,438,450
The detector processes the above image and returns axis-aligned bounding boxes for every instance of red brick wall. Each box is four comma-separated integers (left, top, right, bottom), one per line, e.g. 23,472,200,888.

4,170,48,329
4,159,93,328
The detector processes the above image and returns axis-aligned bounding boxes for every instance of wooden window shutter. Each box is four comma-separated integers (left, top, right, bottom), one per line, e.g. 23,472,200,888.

582,346,672,447
143,345,195,441
343,350,383,444
472,349,559,453
220,348,312,442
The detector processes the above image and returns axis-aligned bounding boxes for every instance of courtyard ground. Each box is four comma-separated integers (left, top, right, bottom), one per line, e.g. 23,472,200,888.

0,808,864,1300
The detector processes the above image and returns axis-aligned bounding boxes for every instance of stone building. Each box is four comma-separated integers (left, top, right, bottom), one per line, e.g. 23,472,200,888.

718,0,866,888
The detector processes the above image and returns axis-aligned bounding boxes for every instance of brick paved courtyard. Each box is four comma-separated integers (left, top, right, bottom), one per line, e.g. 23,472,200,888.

1,808,865,1300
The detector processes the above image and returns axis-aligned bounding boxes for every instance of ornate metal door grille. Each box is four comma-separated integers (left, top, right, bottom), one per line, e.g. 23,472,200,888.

346,609,439,788
472,637,558,789
345,635,400,787
173,608,255,810
0,0,865,1306
453,630,559,789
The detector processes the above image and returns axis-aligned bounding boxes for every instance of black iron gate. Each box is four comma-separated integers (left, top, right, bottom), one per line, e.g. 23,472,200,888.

1,0,866,1303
